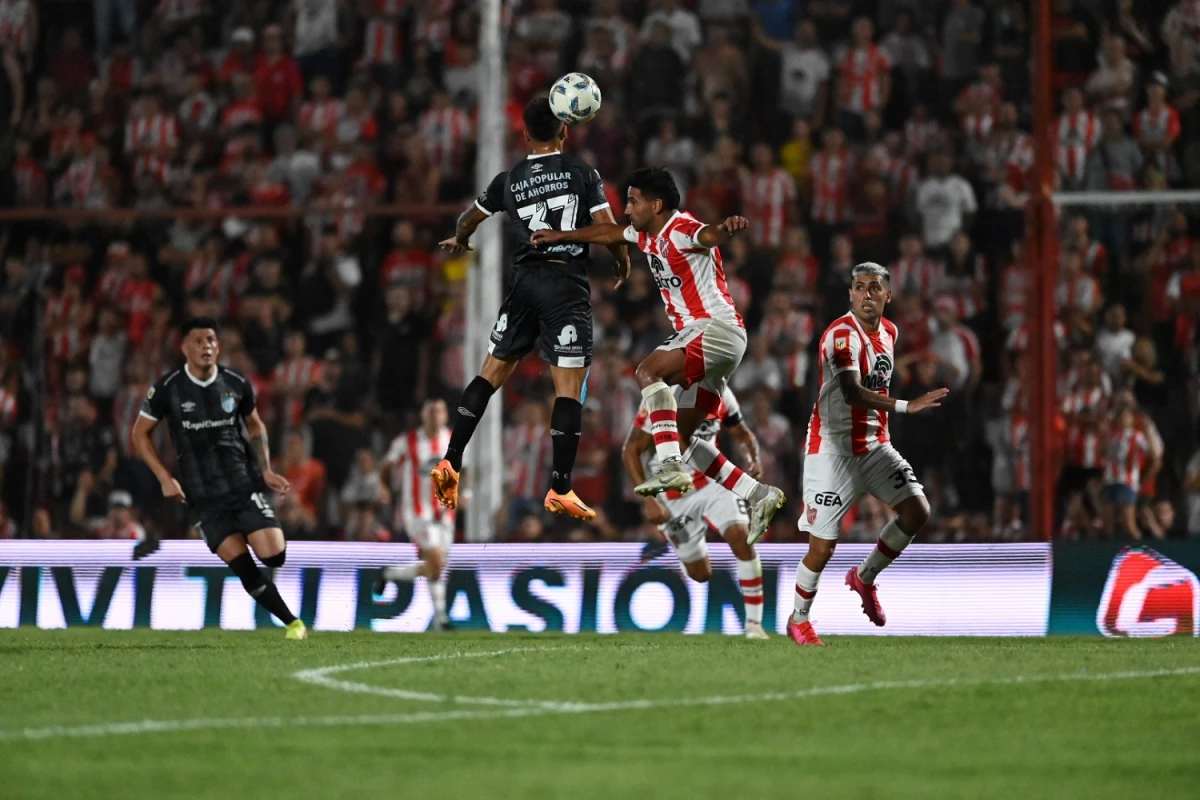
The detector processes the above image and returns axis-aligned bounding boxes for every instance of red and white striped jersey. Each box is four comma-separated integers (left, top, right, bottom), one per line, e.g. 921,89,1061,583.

1104,427,1151,490
1081,240,1109,278
806,312,898,456
1061,385,1109,469
739,168,795,247
1055,273,1102,314
362,0,406,64
385,426,454,527
271,356,322,430
890,255,944,299
125,113,179,154
942,252,989,318
961,112,994,155
503,422,551,499
837,44,891,113
299,99,345,136
49,327,86,363
635,386,742,498
622,211,743,332
1133,105,1181,148
1055,111,1099,184
1010,416,1031,492
418,106,471,172
808,150,853,223
1000,264,1031,330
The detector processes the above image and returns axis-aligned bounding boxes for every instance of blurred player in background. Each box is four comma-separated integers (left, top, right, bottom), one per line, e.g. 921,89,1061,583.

430,98,631,522
131,317,306,640
788,263,947,646
533,167,785,541
623,386,769,639
375,398,455,630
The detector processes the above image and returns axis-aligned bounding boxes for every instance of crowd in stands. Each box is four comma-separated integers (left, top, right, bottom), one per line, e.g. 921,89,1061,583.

2,0,1200,544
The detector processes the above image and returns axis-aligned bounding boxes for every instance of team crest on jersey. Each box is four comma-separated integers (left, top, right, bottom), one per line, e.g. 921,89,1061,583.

834,336,848,351
806,506,818,525
220,394,237,413
146,387,155,400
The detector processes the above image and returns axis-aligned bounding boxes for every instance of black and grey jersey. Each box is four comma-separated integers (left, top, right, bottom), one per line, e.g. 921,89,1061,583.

140,365,266,508
474,151,611,276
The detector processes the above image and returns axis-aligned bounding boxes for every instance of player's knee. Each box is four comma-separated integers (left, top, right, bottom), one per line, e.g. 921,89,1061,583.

227,553,266,595
686,561,712,582
261,549,286,569
898,496,931,532
803,538,836,571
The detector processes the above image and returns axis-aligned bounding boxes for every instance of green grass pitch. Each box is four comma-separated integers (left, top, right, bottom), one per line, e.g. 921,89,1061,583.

1,630,1198,799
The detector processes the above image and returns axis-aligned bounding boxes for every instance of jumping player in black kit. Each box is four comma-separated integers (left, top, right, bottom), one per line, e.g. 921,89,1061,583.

431,98,631,520
131,317,308,640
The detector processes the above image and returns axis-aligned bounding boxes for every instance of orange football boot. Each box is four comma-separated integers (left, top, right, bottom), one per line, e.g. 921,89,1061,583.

430,459,460,509
544,489,597,521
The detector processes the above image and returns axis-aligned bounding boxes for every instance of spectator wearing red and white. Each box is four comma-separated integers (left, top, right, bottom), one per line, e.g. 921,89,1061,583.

413,0,453,54
124,93,179,159
833,16,891,135
760,291,814,388
1134,73,1182,179
869,130,917,210
890,233,944,301
954,63,1005,116
48,304,89,364
95,491,146,540
117,253,162,346
739,143,796,248
178,73,217,133
1103,404,1156,536
942,231,989,320
299,76,344,139
45,264,87,334
336,84,380,145
380,220,436,298
221,72,264,133
273,329,322,432
1055,86,1099,189
343,143,387,204
978,103,1032,207
1061,357,1110,464
418,91,469,173
1086,33,1138,115
959,83,995,162
13,138,45,207
1063,214,1109,281
361,0,407,66
94,242,131,308
255,25,303,124
503,400,552,506
1143,210,1195,323
1055,249,1103,338
806,126,853,226
218,27,260,86
929,296,982,392
893,294,932,355
914,151,977,251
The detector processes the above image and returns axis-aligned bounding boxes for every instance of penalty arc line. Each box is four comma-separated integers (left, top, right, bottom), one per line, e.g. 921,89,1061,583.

2,663,1199,742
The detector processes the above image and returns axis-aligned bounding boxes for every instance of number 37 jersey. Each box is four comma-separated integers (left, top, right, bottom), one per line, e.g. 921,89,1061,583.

474,151,611,275
806,312,899,457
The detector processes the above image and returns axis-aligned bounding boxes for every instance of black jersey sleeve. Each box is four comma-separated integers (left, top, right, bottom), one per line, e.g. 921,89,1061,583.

140,378,169,421
584,168,610,216
474,171,508,217
236,374,257,417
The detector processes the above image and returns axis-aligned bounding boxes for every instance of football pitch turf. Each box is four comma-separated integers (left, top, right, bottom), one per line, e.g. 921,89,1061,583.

1,630,1198,799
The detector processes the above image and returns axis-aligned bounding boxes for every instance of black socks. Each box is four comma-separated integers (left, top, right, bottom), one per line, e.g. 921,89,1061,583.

550,397,583,494
445,376,497,471
227,553,297,625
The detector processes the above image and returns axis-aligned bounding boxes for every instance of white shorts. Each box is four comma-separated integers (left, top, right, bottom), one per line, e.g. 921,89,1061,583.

658,318,747,413
658,481,750,564
800,444,924,540
405,517,453,551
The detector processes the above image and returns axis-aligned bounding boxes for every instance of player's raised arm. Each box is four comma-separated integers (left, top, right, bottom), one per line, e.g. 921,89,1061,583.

440,171,507,253
836,370,948,414
531,222,628,247
695,216,750,249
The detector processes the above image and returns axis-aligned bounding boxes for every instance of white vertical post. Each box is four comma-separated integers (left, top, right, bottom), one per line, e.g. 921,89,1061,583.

464,0,506,543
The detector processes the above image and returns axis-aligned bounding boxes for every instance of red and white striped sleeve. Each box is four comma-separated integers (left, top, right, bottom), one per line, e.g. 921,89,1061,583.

825,326,861,375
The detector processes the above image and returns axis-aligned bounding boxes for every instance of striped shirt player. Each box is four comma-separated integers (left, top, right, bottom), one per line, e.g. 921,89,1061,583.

531,166,786,541
787,262,949,647
376,399,455,631
1104,421,1152,510
624,386,768,639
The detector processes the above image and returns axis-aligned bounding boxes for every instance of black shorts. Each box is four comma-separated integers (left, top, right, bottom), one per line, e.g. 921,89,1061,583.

189,491,280,553
488,268,592,368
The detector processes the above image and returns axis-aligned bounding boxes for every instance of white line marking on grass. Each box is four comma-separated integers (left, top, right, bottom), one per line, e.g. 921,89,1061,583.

3,661,1199,743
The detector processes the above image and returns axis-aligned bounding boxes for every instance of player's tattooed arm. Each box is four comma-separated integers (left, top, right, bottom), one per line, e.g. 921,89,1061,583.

531,222,627,247
439,205,489,252
245,409,291,494
836,371,949,414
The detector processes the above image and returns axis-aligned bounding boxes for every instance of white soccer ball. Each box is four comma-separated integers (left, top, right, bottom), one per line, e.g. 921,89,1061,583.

549,73,602,124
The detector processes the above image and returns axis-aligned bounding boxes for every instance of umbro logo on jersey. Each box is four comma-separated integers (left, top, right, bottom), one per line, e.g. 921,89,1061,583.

532,163,544,172
181,401,196,412
550,429,564,436
458,407,477,418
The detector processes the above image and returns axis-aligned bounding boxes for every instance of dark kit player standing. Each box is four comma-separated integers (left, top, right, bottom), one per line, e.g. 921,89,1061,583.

131,317,308,640
432,98,631,520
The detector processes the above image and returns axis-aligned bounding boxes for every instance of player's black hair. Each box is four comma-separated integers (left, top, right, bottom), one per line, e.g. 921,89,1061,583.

180,316,220,337
524,98,565,143
627,167,681,211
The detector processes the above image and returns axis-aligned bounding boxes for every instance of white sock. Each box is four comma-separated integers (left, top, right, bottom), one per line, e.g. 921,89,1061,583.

857,518,915,584
684,438,760,499
737,555,764,626
641,381,682,462
792,561,820,623
428,578,447,623
383,562,424,582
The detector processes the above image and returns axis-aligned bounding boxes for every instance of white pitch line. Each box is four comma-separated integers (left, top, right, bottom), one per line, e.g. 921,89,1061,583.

3,663,1199,743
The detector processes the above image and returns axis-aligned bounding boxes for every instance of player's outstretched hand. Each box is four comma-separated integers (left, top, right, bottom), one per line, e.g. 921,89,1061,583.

438,236,474,253
614,257,631,289
719,216,749,235
642,496,670,525
530,230,561,247
160,477,187,504
908,388,950,414
264,471,291,495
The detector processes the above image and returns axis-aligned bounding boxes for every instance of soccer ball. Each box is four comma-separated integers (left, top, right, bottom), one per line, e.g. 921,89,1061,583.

548,73,602,124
